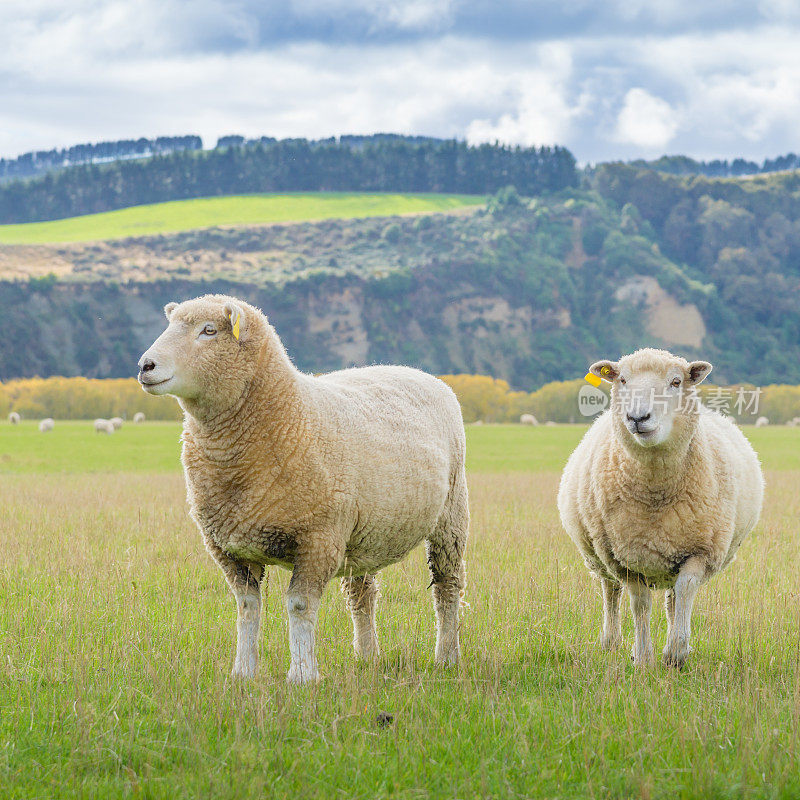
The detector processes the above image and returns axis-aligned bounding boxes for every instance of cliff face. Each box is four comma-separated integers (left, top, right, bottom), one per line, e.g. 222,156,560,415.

0,195,760,388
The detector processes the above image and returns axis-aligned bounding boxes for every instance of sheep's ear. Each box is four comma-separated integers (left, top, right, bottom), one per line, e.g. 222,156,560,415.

687,360,712,385
224,301,246,343
589,359,620,383
164,302,178,321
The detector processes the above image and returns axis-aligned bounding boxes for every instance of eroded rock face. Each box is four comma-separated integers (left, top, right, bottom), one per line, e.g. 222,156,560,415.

615,276,706,348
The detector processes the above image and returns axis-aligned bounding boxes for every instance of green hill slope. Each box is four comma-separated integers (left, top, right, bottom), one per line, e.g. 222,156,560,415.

0,192,482,244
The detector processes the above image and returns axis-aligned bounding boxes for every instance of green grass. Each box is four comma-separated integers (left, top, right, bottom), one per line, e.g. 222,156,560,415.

1,422,799,798
0,421,792,474
0,192,484,244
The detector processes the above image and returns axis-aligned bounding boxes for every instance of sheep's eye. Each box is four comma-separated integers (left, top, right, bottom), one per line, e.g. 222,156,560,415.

671,377,681,387
619,377,626,385
201,324,217,336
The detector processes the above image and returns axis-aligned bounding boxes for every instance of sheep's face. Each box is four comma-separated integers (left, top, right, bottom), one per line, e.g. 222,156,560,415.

138,296,255,409
590,349,712,450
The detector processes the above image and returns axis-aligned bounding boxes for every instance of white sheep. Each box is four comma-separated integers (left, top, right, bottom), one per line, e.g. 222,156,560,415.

558,348,763,668
755,416,769,427
94,418,115,434
8,412,20,424
39,418,54,433
520,414,538,425
110,416,124,430
789,417,800,427
133,412,146,424
138,294,469,684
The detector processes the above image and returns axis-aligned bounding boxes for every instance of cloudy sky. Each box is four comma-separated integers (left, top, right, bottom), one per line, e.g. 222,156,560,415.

3,0,800,164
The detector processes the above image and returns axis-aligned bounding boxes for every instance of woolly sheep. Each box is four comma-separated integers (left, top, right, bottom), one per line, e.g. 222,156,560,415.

133,412,146,424
110,416,124,430
39,418,54,433
558,348,763,668
8,412,20,424
755,416,769,427
789,417,800,427
94,418,115,434
520,414,538,425
138,295,469,684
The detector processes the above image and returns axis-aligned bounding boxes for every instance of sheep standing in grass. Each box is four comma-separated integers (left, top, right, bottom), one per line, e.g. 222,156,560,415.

94,418,115,434
520,414,538,425
39,418,54,432
133,412,146,424
558,348,763,668
110,417,124,430
755,416,769,428
8,412,20,424
138,295,469,684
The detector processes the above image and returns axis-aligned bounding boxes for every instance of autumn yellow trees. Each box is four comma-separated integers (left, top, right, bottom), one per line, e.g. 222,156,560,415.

0,374,798,424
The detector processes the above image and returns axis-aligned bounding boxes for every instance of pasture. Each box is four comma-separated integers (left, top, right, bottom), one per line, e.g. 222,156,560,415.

0,193,483,244
1,421,798,798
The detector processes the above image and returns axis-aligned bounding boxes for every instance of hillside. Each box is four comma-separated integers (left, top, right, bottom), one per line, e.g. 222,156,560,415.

1,146,799,388
0,193,481,244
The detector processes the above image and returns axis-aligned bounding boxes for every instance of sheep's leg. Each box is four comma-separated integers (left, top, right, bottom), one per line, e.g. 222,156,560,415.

427,479,469,667
663,557,705,668
664,588,676,644
341,574,380,660
627,581,654,666
286,549,341,685
600,579,623,650
231,564,265,679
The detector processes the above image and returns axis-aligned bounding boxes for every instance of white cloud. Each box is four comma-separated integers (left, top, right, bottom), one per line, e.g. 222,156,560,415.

613,88,679,150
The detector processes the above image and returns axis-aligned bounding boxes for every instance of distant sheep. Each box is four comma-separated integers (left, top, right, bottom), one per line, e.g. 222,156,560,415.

545,421,557,426
110,417,124,430
558,348,763,669
789,417,800,427
138,295,469,684
755,416,769,428
8,412,20,425
133,412,146,424
94,418,115,434
520,414,538,425
39,418,54,433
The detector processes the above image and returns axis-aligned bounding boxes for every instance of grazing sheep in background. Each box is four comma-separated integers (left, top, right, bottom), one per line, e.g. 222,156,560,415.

38,418,54,433
558,348,763,668
520,414,538,425
110,417,124,430
138,295,469,684
755,416,769,427
789,417,800,427
545,421,557,426
94,418,115,434
133,412,146,424
8,412,20,424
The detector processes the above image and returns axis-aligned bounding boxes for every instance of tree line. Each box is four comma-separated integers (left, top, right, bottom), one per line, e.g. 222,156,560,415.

0,136,202,184
0,137,578,224
623,152,800,178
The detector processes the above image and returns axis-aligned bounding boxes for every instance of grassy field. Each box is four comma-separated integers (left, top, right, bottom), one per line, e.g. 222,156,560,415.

1,422,798,798
0,193,483,244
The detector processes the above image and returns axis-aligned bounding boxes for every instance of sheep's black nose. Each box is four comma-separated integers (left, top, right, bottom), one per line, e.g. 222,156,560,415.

627,411,651,423
140,358,156,373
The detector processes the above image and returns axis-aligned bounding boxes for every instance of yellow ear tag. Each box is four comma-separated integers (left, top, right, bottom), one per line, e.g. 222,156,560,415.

584,372,602,388
230,312,240,341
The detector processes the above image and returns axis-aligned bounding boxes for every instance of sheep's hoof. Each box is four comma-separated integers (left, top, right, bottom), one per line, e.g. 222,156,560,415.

434,649,460,668
663,642,692,669
600,632,622,651
286,665,322,686
630,645,655,667
231,660,257,680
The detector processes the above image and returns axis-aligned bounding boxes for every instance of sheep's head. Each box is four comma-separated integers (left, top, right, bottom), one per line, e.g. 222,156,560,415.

137,295,263,411
589,348,712,450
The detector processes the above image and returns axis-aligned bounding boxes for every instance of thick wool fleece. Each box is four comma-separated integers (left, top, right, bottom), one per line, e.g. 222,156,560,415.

558,351,763,589
162,295,468,680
